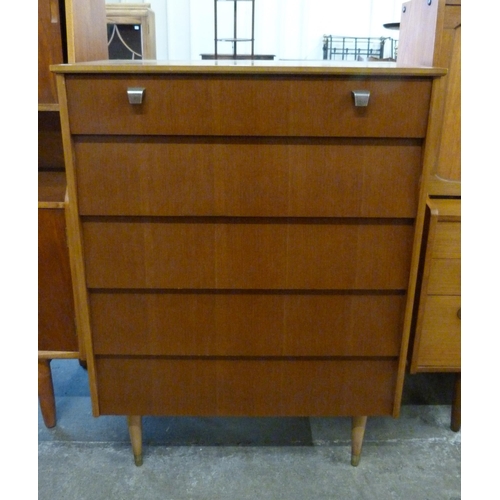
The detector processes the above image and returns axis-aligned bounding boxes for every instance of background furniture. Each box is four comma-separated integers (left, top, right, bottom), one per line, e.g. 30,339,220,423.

411,199,461,430
53,61,444,465
38,0,108,427
214,0,254,58
106,3,156,60
202,0,273,60
38,172,77,428
322,35,397,61
397,0,461,430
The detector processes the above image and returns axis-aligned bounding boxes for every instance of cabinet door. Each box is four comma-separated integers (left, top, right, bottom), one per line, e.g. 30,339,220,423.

38,208,78,352
434,16,460,184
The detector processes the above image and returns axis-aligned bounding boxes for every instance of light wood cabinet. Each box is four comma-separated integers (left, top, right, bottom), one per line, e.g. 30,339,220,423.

398,0,461,194
53,61,444,465
38,171,77,428
38,0,108,427
398,0,461,431
106,3,156,59
411,199,461,372
409,199,461,431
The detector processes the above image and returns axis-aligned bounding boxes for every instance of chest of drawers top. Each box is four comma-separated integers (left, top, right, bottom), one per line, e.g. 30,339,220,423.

51,59,446,76
53,61,445,137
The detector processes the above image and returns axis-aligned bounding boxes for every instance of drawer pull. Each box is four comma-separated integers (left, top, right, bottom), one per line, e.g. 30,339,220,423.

457,308,461,320
127,87,146,105
352,90,370,107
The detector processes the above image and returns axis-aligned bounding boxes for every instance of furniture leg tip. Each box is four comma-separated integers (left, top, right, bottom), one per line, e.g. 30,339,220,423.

41,413,56,428
134,454,143,466
351,454,361,467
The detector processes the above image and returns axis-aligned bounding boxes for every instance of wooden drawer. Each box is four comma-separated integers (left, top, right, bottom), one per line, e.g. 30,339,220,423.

66,75,432,138
427,259,460,295
415,295,461,369
95,357,398,416
433,221,460,258
74,137,422,218
82,219,414,290
90,291,404,357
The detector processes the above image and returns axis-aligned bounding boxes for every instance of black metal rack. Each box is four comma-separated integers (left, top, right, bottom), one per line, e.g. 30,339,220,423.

322,35,398,61
214,0,255,59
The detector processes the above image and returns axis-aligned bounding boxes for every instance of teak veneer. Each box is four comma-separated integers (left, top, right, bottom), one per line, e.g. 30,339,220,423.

38,0,108,428
398,0,461,431
52,60,445,465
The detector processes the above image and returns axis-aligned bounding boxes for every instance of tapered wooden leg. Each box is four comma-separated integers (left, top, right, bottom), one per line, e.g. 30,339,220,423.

127,415,143,466
38,359,56,428
451,373,461,432
351,416,368,466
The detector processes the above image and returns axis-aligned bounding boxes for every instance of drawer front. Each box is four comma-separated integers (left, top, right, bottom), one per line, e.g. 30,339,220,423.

90,292,405,357
95,357,397,416
75,137,422,218
66,75,432,138
433,221,461,258
427,259,461,295
417,296,461,369
82,219,414,290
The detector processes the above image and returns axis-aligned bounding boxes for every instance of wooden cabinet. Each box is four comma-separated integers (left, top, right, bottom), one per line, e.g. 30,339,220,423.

53,61,444,465
38,0,108,427
38,171,77,428
38,0,65,105
410,199,461,371
38,0,109,108
409,200,461,430
397,0,461,431
106,3,156,60
398,0,461,195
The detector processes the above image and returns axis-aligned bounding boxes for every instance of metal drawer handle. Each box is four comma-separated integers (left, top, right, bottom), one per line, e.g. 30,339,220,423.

352,90,370,107
127,87,146,105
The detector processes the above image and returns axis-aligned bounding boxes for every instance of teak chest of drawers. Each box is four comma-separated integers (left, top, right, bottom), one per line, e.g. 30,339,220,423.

52,61,445,466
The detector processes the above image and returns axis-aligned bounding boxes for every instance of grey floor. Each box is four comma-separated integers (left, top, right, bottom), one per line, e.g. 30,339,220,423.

38,360,461,500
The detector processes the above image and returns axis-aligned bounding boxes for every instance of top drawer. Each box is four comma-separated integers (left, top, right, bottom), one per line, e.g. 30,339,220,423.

65,75,432,138
432,222,461,259
427,199,461,259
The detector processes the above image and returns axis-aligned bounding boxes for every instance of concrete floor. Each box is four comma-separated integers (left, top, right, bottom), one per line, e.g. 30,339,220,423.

38,360,461,499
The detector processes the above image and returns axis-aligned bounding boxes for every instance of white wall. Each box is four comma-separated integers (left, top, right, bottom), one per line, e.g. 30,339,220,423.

107,0,405,60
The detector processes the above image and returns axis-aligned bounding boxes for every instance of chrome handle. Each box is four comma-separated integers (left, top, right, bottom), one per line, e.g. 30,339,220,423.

127,87,146,105
352,90,370,107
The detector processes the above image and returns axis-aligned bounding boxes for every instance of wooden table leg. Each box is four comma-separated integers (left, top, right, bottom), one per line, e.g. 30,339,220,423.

38,359,56,428
127,415,143,466
451,373,461,432
351,416,368,466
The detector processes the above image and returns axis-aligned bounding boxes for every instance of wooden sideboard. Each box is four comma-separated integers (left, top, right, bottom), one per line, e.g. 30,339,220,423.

38,171,77,428
410,200,461,429
52,61,445,465
38,0,107,427
397,0,461,431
